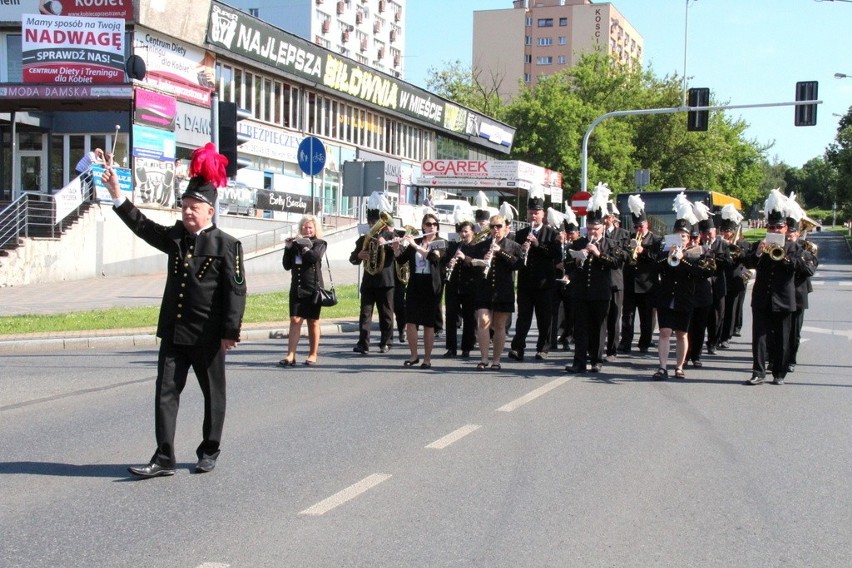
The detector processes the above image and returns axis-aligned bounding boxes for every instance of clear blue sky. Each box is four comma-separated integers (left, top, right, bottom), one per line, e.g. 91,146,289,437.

404,0,852,170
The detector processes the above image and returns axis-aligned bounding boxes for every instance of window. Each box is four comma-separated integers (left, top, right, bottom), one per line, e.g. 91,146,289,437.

557,55,567,65
537,18,553,27
558,36,567,45
524,54,532,64
524,73,531,83
525,35,531,45
559,18,568,26
536,56,553,65
537,37,553,46
526,16,532,27
248,8,259,16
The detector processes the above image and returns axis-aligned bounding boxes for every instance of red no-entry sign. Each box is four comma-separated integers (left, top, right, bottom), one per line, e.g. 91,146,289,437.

571,191,591,216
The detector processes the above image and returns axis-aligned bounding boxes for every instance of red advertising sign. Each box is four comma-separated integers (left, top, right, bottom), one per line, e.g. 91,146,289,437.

135,88,177,130
22,14,125,84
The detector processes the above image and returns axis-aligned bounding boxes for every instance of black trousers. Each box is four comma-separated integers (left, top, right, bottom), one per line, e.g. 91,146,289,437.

606,288,623,356
550,283,570,349
358,286,395,350
752,308,793,379
445,288,476,352
706,296,726,349
153,338,226,467
511,287,554,353
621,290,654,350
688,305,711,362
393,283,406,337
572,298,609,367
789,308,805,365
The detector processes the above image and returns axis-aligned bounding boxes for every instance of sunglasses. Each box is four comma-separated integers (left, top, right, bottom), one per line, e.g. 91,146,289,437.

424,221,439,227
768,224,786,230
489,224,504,229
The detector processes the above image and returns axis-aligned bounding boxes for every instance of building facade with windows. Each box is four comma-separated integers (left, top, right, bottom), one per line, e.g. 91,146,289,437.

0,0,512,224
473,0,643,100
225,0,406,79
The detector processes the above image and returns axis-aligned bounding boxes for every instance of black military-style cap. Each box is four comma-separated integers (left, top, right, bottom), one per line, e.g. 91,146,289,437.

181,176,217,206
475,209,490,222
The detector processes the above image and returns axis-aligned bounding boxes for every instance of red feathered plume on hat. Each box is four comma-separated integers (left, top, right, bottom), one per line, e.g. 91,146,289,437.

188,142,228,188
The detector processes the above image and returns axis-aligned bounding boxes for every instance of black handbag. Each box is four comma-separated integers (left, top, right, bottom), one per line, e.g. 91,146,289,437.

313,254,338,307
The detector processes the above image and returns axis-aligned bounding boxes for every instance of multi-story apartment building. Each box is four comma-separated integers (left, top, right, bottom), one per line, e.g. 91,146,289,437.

227,0,406,78
473,0,643,100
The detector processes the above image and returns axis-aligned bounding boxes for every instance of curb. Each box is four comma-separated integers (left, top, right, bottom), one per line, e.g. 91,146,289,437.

0,321,360,354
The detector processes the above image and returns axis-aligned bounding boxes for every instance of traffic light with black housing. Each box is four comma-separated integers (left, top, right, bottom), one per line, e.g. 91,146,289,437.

687,87,710,132
218,101,252,178
795,81,818,127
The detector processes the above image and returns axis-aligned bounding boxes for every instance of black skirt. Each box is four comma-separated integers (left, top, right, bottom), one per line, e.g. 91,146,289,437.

657,306,691,333
290,294,321,320
405,273,440,327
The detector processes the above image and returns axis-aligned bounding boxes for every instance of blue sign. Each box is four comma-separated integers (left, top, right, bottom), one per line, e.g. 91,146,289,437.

297,136,326,176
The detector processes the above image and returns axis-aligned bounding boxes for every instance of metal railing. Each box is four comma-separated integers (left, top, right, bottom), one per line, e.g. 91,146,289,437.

0,184,96,251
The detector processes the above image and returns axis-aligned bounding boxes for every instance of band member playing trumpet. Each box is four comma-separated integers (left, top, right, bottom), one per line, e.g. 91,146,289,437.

565,184,626,374
471,215,522,371
443,219,478,358
742,189,813,385
619,195,662,354
393,214,445,368
784,196,819,375
349,192,396,355
652,212,714,380
509,192,561,361
718,204,751,346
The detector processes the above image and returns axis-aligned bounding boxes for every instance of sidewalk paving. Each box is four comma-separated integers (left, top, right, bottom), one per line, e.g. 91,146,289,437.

0,267,363,353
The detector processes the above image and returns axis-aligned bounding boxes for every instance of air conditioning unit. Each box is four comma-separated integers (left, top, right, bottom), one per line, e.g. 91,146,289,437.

337,1,344,15
378,0,385,13
355,11,363,23
321,20,330,33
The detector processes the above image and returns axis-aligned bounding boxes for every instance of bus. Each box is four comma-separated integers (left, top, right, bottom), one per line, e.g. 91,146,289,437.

615,188,743,236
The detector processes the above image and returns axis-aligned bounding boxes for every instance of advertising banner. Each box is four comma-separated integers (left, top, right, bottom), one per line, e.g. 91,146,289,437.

135,29,215,106
91,163,132,201
135,88,177,130
1,0,134,21
22,13,125,84
132,124,176,161
255,189,318,215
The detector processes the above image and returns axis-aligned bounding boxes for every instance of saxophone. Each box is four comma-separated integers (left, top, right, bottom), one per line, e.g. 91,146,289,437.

363,211,393,275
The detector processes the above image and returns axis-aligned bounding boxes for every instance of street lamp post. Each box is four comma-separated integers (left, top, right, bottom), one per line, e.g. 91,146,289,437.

835,73,851,79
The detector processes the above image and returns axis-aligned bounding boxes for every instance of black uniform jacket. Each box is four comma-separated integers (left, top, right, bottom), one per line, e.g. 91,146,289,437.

708,236,733,301
605,226,631,291
624,232,662,294
443,240,478,295
349,231,396,289
513,224,561,291
725,238,752,294
282,238,327,298
568,236,625,302
654,255,715,313
396,241,444,296
114,200,246,344
472,237,522,304
794,244,818,310
743,241,812,312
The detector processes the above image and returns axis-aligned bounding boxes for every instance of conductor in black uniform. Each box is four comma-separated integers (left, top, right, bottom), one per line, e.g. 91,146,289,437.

102,144,246,477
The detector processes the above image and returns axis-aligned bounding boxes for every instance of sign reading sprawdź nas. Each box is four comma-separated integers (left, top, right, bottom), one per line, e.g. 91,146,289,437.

0,1,134,21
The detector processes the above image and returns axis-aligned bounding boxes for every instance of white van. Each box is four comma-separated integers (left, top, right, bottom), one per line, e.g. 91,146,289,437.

432,199,474,224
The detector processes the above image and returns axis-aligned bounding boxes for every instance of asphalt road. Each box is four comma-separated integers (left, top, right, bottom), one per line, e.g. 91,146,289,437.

1,232,850,567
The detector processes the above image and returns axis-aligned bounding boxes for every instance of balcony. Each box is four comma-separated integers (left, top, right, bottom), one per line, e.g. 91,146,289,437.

321,20,330,33
337,1,344,15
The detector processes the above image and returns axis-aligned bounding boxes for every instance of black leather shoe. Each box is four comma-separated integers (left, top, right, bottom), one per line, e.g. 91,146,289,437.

353,346,368,355
508,350,523,361
590,364,601,373
128,463,175,478
378,345,390,353
707,346,717,355
691,359,703,368
535,352,548,360
786,364,795,373
461,350,471,358
443,350,457,358
195,457,216,474
772,377,785,385
566,364,587,374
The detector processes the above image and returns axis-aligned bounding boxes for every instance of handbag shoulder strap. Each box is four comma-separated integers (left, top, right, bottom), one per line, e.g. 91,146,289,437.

323,254,335,287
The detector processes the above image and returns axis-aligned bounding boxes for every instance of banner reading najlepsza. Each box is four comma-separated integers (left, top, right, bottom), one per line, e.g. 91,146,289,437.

21,13,125,84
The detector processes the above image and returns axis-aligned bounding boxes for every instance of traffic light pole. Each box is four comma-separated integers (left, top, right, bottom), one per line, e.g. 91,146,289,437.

211,90,220,226
580,99,823,192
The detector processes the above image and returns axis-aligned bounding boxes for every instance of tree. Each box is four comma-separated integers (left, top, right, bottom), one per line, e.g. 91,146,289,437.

425,59,506,118
824,105,852,221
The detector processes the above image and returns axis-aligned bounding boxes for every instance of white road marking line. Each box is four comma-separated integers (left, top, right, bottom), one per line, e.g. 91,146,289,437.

299,473,392,516
496,377,573,412
811,281,825,286
196,564,230,568
840,281,852,287
425,424,482,449
802,326,852,341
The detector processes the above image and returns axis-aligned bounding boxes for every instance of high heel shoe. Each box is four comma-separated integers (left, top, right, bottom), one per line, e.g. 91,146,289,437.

403,358,420,367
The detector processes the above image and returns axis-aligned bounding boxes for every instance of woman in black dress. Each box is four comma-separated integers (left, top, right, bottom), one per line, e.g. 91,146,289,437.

281,215,327,366
653,221,714,380
392,213,444,368
471,215,522,371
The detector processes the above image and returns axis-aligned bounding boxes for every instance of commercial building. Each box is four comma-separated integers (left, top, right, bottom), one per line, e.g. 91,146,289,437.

224,0,406,78
0,0,512,222
473,0,643,100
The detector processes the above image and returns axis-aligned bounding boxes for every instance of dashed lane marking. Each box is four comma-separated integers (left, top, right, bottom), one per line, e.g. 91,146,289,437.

425,424,482,449
802,326,852,341
496,377,573,412
299,473,392,516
